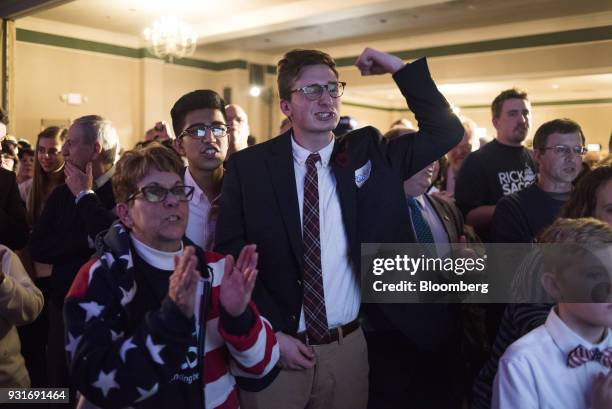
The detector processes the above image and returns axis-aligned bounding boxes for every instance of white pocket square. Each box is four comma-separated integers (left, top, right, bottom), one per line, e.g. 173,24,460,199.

355,160,371,188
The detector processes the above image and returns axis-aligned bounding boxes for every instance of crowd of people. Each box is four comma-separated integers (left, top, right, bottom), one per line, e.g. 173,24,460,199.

1,45,612,409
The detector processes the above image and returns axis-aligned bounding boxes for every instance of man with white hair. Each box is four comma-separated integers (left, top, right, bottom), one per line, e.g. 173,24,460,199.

30,114,119,390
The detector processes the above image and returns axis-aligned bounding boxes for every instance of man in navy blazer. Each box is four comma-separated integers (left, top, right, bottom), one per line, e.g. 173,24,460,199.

215,47,463,409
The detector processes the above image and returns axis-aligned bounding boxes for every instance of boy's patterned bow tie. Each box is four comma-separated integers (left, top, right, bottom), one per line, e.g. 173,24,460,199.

567,345,612,368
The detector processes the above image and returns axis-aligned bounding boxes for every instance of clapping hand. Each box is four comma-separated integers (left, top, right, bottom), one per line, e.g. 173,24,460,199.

219,244,258,317
169,246,200,318
355,47,405,76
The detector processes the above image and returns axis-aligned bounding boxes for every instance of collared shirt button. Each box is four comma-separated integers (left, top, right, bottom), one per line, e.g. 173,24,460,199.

297,279,302,285
290,315,297,321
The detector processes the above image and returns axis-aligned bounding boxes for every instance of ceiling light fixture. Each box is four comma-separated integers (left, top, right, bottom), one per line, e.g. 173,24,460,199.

143,16,197,63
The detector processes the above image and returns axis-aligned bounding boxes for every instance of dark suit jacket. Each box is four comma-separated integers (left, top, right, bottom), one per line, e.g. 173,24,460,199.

0,167,28,250
374,194,482,350
215,58,463,335
426,194,480,244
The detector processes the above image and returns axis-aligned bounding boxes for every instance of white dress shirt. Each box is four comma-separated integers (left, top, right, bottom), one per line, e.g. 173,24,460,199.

493,307,612,409
94,166,115,190
291,136,360,331
184,168,220,251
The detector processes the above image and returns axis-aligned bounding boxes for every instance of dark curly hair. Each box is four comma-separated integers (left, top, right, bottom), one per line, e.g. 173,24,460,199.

560,165,612,218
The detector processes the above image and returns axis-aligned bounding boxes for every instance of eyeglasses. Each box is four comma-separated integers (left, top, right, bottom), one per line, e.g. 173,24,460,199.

291,82,346,101
542,145,588,156
179,124,228,140
127,184,195,203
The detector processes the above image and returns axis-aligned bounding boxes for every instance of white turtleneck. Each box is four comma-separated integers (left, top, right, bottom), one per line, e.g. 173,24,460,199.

130,235,183,271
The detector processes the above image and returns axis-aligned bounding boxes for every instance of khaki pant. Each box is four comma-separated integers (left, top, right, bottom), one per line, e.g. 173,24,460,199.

240,327,369,409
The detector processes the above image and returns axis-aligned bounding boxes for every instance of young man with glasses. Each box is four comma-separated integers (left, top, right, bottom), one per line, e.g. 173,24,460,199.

490,118,586,243
215,47,463,409
172,90,229,251
64,142,279,409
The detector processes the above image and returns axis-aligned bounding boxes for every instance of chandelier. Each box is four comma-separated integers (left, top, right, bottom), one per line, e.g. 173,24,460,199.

143,16,197,62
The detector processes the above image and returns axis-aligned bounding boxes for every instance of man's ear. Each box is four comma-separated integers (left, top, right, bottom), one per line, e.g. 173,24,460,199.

116,202,133,229
175,137,186,156
492,117,499,131
91,141,102,161
541,271,563,301
534,149,543,165
280,100,292,118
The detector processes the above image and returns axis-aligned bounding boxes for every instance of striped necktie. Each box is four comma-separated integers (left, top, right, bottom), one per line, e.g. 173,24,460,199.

302,153,329,343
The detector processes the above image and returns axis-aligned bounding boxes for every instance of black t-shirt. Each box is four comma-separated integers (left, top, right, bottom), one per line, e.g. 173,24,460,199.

455,139,537,218
490,184,567,243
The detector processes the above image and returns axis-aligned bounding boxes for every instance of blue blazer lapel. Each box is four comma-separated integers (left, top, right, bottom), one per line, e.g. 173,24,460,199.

265,131,304,270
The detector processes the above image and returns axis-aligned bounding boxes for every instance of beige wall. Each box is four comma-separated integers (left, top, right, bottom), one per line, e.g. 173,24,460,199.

13,41,275,149
15,42,141,147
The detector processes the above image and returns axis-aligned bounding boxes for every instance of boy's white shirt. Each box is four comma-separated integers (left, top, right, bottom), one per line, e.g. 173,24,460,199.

493,308,612,409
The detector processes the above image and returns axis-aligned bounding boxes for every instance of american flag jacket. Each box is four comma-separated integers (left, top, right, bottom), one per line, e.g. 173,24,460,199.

64,222,279,409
